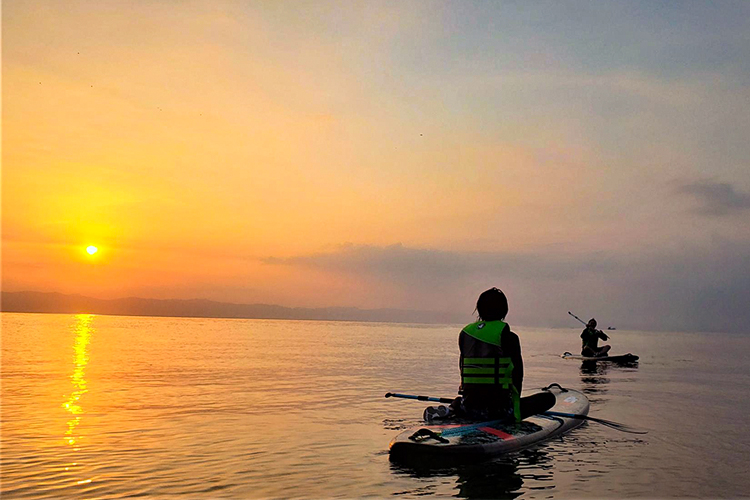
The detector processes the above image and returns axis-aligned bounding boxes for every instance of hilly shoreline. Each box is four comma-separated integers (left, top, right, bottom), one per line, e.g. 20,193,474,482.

0,291,463,325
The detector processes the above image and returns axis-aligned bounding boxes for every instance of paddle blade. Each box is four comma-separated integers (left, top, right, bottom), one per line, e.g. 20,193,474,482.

544,411,648,434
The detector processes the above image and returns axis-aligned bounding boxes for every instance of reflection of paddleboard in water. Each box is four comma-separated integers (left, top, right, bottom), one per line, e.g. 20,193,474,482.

561,351,638,363
389,385,588,462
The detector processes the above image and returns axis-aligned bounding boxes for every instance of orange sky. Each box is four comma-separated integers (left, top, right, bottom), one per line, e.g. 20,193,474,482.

3,2,750,331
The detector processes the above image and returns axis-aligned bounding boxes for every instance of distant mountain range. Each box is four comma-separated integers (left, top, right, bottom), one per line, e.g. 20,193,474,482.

0,291,463,325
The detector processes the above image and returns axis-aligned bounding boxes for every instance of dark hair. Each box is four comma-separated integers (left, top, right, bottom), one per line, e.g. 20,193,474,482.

476,287,508,321
588,318,597,327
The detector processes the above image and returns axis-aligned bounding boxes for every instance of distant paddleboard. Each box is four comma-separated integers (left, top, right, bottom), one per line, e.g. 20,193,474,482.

561,351,638,363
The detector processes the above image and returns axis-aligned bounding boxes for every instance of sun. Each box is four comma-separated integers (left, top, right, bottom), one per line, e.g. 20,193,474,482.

86,246,98,256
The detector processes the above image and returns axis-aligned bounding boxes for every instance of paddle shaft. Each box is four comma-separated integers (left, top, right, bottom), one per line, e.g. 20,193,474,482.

568,311,588,326
385,392,455,404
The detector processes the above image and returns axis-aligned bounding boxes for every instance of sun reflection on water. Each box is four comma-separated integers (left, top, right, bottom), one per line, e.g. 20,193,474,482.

63,314,93,449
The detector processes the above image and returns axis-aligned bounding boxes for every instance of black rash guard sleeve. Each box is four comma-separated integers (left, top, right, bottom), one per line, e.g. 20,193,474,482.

501,327,523,394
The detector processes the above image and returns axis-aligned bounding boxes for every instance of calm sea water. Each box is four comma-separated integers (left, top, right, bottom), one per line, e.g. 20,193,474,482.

2,312,749,498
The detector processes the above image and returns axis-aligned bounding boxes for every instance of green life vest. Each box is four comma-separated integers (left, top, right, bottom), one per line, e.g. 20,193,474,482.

461,320,521,422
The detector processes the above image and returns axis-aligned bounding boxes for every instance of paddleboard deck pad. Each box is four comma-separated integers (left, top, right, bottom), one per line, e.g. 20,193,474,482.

389,384,588,462
561,351,639,362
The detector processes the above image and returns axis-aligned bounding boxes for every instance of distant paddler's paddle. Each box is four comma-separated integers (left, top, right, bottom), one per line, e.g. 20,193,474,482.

568,311,588,326
384,392,646,434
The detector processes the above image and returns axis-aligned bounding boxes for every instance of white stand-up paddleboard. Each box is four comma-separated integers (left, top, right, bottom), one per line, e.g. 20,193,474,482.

561,351,639,363
389,384,588,462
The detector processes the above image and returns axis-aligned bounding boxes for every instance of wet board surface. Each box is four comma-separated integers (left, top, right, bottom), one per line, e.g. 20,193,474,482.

561,351,639,362
389,385,589,462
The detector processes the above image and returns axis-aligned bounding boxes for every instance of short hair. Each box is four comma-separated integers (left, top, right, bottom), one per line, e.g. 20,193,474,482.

476,288,508,321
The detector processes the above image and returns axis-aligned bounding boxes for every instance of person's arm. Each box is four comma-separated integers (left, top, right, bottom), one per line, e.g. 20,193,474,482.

503,327,523,394
458,331,464,394
596,329,609,341
513,334,523,394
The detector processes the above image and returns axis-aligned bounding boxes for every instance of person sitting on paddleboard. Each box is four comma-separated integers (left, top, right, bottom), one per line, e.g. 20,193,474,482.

581,318,611,357
425,287,554,422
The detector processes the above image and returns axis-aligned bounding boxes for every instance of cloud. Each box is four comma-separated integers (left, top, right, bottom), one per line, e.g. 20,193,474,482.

263,243,620,283
264,241,750,333
677,179,750,216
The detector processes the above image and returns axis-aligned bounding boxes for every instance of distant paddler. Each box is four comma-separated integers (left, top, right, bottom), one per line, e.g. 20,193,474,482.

580,318,611,357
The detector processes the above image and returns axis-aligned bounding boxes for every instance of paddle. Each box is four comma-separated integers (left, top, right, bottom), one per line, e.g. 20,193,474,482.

384,391,647,434
543,411,647,434
568,311,588,326
384,392,455,404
